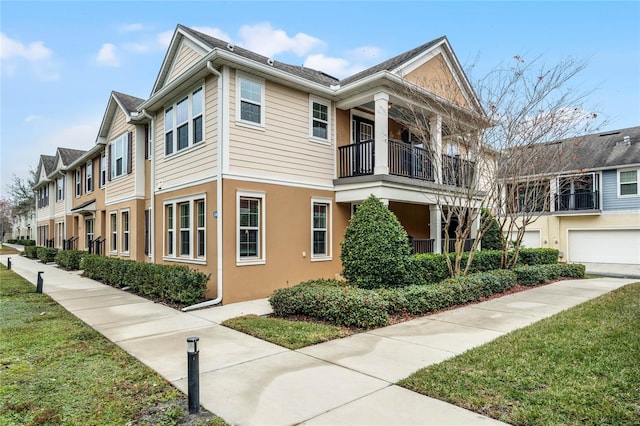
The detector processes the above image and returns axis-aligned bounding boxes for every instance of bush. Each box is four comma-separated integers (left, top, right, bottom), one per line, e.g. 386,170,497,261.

6,239,17,244
518,248,559,265
341,195,413,289
514,263,585,286
19,239,36,246
36,247,58,263
80,255,209,305
54,250,85,270
23,245,39,259
270,280,390,328
480,209,502,250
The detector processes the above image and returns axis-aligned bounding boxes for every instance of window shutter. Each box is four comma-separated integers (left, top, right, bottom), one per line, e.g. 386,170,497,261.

81,167,84,195
108,144,112,181
91,160,95,191
127,131,133,174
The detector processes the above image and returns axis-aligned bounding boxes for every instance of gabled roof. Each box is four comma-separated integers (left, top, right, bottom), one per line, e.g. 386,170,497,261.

40,155,56,175
57,148,86,166
339,36,447,86
96,90,145,141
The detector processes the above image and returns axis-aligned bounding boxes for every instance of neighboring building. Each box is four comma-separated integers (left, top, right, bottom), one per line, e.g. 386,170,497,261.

503,126,640,264
31,24,491,304
11,208,35,240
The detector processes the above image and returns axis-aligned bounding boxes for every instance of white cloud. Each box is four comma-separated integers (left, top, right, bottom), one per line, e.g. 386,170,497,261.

96,43,120,67
123,42,151,53
237,22,323,58
24,115,42,123
120,23,143,33
192,26,232,43
304,54,366,79
157,30,174,48
46,124,98,150
0,32,59,80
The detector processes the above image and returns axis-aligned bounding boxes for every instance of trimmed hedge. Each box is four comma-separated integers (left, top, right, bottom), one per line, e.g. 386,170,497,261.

514,263,585,286
54,250,85,270
23,245,39,259
80,255,209,305
517,248,560,266
36,247,58,263
7,239,36,246
269,279,390,328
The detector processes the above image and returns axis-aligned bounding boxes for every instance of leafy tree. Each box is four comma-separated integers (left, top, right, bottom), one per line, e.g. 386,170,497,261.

340,194,412,289
480,208,501,250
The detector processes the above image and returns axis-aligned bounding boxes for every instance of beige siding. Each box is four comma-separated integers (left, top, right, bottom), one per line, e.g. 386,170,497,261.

167,42,203,85
54,198,65,216
154,77,218,190
405,53,468,108
228,71,335,186
105,108,136,203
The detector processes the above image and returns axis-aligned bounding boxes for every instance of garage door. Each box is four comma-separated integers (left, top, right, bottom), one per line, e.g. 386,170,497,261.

568,229,640,264
507,230,541,248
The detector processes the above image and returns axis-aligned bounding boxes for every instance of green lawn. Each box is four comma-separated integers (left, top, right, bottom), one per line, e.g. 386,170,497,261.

222,315,350,349
399,282,640,425
0,265,225,425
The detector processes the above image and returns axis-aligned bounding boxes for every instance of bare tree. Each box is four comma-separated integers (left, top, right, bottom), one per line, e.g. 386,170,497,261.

7,168,37,216
0,198,15,242
393,54,602,275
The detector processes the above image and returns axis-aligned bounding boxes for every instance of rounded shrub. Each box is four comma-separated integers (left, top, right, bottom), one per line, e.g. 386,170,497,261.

480,208,502,251
341,195,412,289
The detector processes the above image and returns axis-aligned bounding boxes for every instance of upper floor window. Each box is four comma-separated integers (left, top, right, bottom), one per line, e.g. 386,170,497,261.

38,186,49,208
75,169,82,197
165,87,203,155
310,98,330,141
619,169,639,197
100,153,106,187
110,133,129,179
56,177,64,201
86,161,93,192
237,75,264,126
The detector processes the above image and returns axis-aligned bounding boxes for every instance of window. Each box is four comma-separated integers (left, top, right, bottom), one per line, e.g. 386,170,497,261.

179,202,190,256
110,213,117,252
86,218,94,248
310,99,330,140
38,186,49,208
237,191,265,263
164,197,205,262
55,222,64,248
238,75,264,126
197,200,205,258
100,153,106,187
619,169,639,196
312,200,331,259
86,161,93,192
122,211,130,253
144,209,150,255
56,177,64,201
75,169,82,197
164,87,204,155
166,205,174,255
110,133,128,179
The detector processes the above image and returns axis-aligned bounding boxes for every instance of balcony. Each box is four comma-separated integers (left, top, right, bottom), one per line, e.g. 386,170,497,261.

554,191,600,212
409,238,475,254
338,139,474,187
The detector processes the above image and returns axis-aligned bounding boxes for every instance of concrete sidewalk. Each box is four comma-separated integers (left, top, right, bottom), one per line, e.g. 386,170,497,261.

1,254,636,425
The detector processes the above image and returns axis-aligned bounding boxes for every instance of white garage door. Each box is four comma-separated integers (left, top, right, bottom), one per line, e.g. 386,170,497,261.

507,230,541,248
568,229,640,264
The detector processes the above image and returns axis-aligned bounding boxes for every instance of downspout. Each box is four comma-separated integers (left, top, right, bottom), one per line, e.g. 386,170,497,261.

139,109,155,263
182,60,224,311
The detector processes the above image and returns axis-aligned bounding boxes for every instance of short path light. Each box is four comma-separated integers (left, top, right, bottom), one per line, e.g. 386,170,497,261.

187,336,200,414
36,271,44,293
7,257,11,270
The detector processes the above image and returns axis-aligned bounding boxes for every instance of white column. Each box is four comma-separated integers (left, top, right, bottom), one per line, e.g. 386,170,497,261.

471,210,481,250
430,114,443,184
430,205,442,254
549,178,557,212
374,92,389,175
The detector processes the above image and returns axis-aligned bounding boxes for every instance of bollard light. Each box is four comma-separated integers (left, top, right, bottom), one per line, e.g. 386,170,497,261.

7,257,11,270
186,336,200,414
36,271,44,293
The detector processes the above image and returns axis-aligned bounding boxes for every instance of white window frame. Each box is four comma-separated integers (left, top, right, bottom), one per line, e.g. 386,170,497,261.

311,197,332,261
163,194,206,264
86,161,93,193
236,190,266,265
109,211,118,253
197,199,206,258
309,97,331,142
85,217,94,248
618,168,639,197
164,86,204,156
178,201,191,257
56,177,64,201
75,169,82,197
110,133,128,179
121,209,130,254
236,73,265,128
100,153,106,188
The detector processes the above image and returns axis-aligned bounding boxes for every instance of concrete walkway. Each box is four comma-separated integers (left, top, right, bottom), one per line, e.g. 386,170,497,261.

1,253,636,425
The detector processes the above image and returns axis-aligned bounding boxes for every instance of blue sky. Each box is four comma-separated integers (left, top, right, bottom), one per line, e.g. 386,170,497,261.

1,1,639,192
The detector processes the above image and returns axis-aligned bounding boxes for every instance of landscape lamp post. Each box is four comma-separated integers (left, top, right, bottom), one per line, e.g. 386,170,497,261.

7,257,11,270
36,271,44,293
187,336,200,414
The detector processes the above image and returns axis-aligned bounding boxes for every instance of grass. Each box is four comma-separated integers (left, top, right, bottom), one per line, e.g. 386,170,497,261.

0,264,226,426
399,282,640,425
222,314,350,349
0,246,19,255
